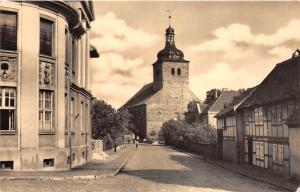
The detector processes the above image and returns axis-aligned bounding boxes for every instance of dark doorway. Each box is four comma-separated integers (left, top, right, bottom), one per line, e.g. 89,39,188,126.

217,129,223,160
248,137,253,165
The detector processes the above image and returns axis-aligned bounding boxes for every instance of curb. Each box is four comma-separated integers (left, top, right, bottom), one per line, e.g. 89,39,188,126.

113,150,135,176
167,145,294,192
0,148,135,181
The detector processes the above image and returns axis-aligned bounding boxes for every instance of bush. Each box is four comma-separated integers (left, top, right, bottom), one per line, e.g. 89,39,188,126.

161,120,217,146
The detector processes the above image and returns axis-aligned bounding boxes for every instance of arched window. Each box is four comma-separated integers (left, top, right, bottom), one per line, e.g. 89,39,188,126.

171,68,175,75
177,68,181,75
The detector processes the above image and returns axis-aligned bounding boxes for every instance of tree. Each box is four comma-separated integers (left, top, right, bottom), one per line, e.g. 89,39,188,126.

184,100,200,124
91,99,134,152
204,89,222,104
91,99,115,140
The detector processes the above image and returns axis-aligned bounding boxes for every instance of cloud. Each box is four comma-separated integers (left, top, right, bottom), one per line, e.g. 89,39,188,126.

255,20,300,46
91,12,160,52
89,12,159,107
90,52,152,108
267,46,293,58
190,63,261,100
188,20,300,60
189,24,253,52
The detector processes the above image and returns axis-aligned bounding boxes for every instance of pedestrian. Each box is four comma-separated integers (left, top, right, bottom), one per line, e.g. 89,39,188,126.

136,140,139,150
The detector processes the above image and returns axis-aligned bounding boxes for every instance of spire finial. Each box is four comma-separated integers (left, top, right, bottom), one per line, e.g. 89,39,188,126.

167,10,172,27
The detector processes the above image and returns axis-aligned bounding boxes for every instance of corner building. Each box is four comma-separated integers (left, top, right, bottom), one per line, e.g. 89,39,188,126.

0,1,98,170
122,25,200,139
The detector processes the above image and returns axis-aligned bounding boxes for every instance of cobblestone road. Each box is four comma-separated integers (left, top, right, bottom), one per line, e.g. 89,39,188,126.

0,145,288,192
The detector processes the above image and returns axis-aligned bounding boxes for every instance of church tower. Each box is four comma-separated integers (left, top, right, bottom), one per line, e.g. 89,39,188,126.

153,22,189,91
121,16,200,139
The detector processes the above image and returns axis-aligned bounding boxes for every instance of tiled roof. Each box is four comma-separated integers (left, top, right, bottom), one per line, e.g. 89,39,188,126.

120,83,157,109
203,90,241,113
240,56,300,108
215,87,256,118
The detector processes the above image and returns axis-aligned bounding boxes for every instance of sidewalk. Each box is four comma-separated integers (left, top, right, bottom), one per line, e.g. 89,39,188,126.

168,146,299,191
0,144,135,181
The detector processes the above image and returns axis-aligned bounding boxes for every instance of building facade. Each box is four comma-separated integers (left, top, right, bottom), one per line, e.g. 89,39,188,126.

201,90,241,129
234,54,299,176
122,24,200,139
216,88,255,163
0,1,98,171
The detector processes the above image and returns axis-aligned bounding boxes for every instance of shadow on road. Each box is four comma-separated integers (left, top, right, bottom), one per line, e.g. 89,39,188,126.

121,146,286,192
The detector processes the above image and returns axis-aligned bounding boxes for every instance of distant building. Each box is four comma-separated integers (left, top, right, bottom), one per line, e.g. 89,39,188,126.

236,54,299,176
215,88,255,163
0,1,99,171
121,24,200,139
200,90,241,129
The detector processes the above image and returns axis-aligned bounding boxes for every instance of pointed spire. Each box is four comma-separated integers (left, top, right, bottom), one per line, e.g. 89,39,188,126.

167,10,172,27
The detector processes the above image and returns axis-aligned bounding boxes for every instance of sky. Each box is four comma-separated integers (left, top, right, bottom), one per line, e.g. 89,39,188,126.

89,1,300,108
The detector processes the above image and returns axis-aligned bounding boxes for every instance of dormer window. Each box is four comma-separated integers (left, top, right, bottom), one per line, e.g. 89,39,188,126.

177,68,181,75
171,68,175,75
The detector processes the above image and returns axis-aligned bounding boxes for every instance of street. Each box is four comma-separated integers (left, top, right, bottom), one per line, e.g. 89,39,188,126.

0,145,287,192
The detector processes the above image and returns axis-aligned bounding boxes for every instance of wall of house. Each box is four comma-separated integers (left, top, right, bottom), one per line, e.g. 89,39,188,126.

0,1,93,171
208,113,218,128
289,127,300,181
223,140,237,163
243,101,295,175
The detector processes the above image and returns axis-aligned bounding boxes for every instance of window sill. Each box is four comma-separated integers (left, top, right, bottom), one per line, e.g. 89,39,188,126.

0,131,18,135
39,131,56,135
39,54,56,62
0,50,18,55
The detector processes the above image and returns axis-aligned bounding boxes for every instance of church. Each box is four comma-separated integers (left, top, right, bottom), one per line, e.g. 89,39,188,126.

122,22,200,139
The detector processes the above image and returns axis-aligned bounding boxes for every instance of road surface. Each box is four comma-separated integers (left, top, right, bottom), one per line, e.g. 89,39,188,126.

0,144,286,192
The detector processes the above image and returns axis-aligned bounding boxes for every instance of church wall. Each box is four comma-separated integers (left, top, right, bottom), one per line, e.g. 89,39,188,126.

146,88,200,139
129,105,147,138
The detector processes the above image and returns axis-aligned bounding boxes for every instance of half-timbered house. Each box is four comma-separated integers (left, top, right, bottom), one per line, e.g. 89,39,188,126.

238,54,299,175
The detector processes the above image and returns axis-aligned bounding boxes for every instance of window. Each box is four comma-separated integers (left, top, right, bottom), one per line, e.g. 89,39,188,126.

80,102,84,131
177,68,181,75
273,144,284,165
0,11,17,51
288,101,296,117
0,88,16,131
256,141,264,160
40,18,53,56
171,68,175,75
254,107,263,124
70,98,75,131
65,28,69,64
71,38,76,75
39,90,53,131
43,158,54,167
0,161,13,170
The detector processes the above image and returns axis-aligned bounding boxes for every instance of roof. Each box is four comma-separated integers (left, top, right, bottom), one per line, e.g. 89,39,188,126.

156,26,188,63
240,56,300,108
203,90,241,113
215,87,256,118
120,83,157,109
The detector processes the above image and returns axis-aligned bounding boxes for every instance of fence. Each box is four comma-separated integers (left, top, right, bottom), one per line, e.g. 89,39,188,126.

173,140,217,159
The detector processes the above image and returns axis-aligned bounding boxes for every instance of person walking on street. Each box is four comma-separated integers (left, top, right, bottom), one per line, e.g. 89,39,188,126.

136,140,139,150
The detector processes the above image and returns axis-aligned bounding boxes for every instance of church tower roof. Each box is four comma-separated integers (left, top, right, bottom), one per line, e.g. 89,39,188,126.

156,16,188,63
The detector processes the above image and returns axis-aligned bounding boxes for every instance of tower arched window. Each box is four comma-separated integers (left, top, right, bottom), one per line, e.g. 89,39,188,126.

177,68,181,75
171,68,175,75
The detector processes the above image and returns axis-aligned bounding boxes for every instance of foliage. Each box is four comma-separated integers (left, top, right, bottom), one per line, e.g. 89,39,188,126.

204,89,222,104
161,119,217,145
91,99,135,148
91,99,115,140
184,100,200,124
